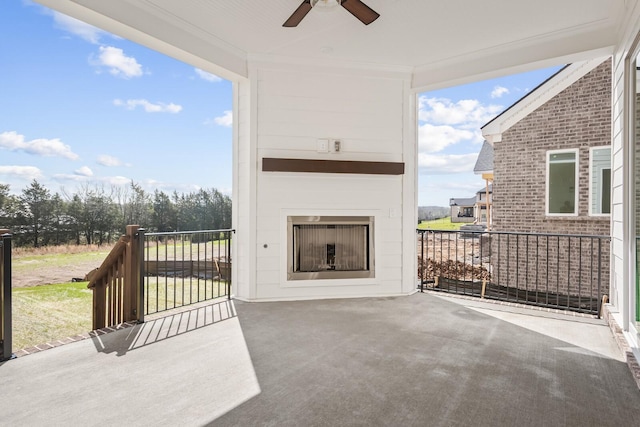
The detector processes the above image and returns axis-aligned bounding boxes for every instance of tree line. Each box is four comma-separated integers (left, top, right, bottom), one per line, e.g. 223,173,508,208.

0,180,231,248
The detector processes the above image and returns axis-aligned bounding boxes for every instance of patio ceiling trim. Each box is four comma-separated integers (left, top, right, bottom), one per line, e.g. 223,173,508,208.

412,29,617,93
36,1,623,94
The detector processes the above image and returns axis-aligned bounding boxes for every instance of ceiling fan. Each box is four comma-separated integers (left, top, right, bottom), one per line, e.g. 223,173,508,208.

283,0,380,27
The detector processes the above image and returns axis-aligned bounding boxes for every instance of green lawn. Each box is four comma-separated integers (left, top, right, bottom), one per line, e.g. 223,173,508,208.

417,217,464,231
13,281,92,350
144,277,228,314
11,278,229,350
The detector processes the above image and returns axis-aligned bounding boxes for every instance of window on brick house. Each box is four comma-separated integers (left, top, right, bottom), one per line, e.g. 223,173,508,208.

590,146,611,215
547,149,578,215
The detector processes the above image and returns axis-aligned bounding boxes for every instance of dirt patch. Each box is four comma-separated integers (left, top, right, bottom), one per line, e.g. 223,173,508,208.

12,259,101,288
11,244,114,288
9,241,227,288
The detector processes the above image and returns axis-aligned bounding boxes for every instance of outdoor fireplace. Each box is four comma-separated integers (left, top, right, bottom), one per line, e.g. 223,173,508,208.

287,216,375,280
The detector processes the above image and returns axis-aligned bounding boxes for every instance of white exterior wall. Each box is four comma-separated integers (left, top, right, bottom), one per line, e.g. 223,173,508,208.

234,62,416,301
611,1,640,355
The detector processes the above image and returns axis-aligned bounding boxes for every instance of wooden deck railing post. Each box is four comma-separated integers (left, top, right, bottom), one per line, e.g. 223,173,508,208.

92,279,106,330
124,225,141,323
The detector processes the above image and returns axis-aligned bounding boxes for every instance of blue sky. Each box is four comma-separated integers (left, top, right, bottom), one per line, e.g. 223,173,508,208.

1,1,233,197
418,67,562,207
2,1,562,207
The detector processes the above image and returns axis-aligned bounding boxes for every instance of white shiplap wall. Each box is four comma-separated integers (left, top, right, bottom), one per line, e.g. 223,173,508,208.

234,62,415,301
610,0,640,348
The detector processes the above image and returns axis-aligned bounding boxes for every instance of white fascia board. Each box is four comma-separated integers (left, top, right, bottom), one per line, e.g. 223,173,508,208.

481,57,610,140
474,169,493,175
484,134,502,144
411,22,616,93
35,0,247,81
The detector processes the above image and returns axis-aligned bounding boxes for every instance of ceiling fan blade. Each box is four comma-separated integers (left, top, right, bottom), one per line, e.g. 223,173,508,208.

341,0,380,25
283,1,313,27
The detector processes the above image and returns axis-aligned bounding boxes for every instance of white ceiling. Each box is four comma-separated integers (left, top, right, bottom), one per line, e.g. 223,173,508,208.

37,0,626,90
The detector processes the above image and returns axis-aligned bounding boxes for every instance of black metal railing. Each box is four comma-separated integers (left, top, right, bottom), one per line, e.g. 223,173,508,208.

417,229,610,316
1,232,13,361
141,229,233,316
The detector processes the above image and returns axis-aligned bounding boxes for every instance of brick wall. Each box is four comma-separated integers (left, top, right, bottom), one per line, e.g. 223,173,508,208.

492,59,611,297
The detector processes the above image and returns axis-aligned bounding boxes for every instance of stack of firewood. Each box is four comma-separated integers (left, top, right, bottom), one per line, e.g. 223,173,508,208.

418,258,491,282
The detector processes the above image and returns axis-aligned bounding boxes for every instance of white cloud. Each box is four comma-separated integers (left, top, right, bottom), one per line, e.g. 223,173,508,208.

491,86,510,99
418,97,503,127
210,110,233,127
74,166,93,177
97,154,124,167
0,165,43,181
195,68,222,82
139,179,201,194
417,96,503,155
114,99,182,113
105,176,132,186
92,46,143,79
418,153,480,175
418,123,476,153
52,12,107,44
53,173,131,187
53,173,90,183
0,131,79,160
422,180,483,193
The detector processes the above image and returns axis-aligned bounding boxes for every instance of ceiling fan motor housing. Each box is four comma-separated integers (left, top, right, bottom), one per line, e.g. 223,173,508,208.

311,0,343,10
283,0,378,27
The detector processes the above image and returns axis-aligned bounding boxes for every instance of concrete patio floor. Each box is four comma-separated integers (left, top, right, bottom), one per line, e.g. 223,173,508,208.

1,293,639,426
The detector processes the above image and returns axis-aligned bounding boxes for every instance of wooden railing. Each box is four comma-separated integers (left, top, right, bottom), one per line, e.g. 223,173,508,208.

1,229,13,361
88,225,143,330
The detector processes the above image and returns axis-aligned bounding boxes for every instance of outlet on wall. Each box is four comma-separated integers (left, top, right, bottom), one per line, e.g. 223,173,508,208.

317,139,329,153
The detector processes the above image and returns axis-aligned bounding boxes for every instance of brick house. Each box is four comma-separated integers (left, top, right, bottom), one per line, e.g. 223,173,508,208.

480,58,612,297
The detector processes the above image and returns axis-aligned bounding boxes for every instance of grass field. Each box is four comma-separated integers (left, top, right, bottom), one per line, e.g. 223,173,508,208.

417,217,464,231
144,277,228,315
9,241,230,350
13,281,92,350
12,277,229,349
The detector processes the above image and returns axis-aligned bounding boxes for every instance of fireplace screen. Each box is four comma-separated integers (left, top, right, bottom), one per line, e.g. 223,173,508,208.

288,216,374,280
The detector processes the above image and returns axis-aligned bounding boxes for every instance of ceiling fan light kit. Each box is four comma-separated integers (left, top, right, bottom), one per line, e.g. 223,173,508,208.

283,0,379,27
310,0,342,11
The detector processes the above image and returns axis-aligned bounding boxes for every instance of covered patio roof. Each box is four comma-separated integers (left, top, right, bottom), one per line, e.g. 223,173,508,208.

35,0,624,90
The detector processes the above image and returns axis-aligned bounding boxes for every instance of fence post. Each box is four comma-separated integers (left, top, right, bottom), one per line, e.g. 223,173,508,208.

92,279,106,330
124,225,140,323
1,231,14,361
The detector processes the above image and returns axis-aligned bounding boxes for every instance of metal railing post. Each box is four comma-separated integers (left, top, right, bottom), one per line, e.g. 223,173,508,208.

227,230,234,299
1,232,15,361
420,231,424,293
137,228,146,323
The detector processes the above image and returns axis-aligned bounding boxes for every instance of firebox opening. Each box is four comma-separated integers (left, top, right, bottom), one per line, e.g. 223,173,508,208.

287,216,375,280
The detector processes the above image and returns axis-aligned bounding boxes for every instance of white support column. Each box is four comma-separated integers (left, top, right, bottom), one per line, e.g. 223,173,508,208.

401,83,418,294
